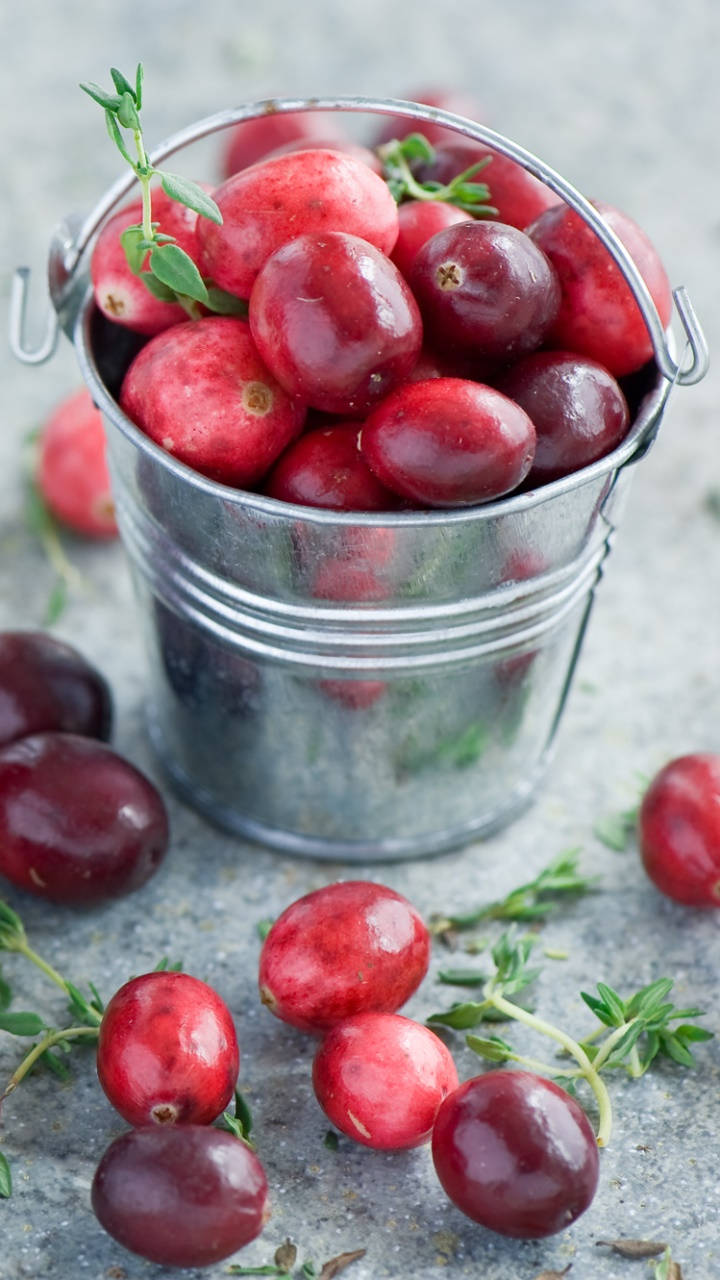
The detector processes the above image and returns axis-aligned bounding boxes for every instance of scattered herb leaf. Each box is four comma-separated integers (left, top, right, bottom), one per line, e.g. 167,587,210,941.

430,848,597,933
596,1238,667,1259
378,133,497,216
0,1152,12,1198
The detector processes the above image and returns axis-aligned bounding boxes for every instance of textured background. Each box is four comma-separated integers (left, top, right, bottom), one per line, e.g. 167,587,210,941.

1,3,719,1278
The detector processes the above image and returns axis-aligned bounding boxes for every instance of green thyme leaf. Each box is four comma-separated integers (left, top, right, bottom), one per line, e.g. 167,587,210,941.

139,270,178,302
324,1129,339,1151
160,172,222,224
0,969,12,1011
116,91,140,131
79,81,121,112
103,109,133,166
0,1152,11,1198
0,1010,45,1036
149,243,209,303
134,62,144,110
44,580,67,627
437,968,488,987
110,67,136,100
120,224,146,274
427,1000,488,1030
466,1033,514,1062
204,286,249,316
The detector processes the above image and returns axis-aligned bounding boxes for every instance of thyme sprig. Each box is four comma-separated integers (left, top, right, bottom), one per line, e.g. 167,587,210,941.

81,65,244,316
427,928,712,1147
378,132,498,216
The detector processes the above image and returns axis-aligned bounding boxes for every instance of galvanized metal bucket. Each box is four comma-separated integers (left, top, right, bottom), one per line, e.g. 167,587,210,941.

10,97,708,859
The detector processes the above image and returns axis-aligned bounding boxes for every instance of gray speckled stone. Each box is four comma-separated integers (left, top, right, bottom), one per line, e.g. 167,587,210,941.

2,3,719,1277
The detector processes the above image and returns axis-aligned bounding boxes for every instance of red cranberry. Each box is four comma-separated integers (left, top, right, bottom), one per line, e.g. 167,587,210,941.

37,388,118,538
0,631,112,748
527,199,672,377
258,880,431,1034
638,754,720,906
249,231,422,416
92,1125,269,1267
391,200,471,279
220,110,346,177
360,378,536,507
497,350,630,482
432,1070,599,1238
266,422,400,511
313,1012,459,1149
0,733,168,904
410,220,560,363
97,971,239,1126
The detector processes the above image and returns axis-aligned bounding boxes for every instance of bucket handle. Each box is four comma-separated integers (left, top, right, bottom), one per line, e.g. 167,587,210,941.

9,95,709,385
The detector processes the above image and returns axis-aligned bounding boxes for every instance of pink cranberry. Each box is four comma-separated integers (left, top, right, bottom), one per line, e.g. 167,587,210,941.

37,388,118,538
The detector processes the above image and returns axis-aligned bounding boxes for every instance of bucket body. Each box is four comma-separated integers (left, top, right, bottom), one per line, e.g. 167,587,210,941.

46,96,678,859
75,302,668,859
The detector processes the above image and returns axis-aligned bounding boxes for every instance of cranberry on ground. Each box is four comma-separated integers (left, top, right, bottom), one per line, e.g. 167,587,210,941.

37,388,118,538
0,630,112,747
638,753,720,906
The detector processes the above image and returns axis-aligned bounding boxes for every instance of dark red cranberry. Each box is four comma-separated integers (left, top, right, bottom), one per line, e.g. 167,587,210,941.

497,350,630,482
410,220,560,363
266,422,400,510
391,200,471,279
0,631,113,748
249,231,422,416
432,1070,599,1238
0,733,168,904
92,1125,269,1267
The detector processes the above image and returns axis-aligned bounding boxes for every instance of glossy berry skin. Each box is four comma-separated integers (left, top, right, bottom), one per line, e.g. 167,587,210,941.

497,350,630,483
37,388,118,538
92,1124,269,1267
266,422,400,511
410,220,560,362
0,733,168,904
250,231,422,416
0,631,113,747
432,1070,599,1238
638,754,720,906
198,149,399,297
97,971,239,1126
120,316,306,487
361,378,536,508
312,1012,458,1149
91,190,202,335
221,109,346,177
416,141,560,231
527,199,672,377
258,880,431,1034
391,200,471,279
264,136,382,174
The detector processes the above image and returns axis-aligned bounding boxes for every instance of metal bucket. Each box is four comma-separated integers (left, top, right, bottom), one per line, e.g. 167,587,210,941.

10,97,708,859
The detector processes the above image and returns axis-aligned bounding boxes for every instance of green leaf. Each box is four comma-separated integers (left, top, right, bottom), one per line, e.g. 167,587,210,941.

204,286,249,316
658,1031,696,1068
139,270,178,302
110,67,136,100
466,1033,514,1062
134,62,144,111
437,968,488,987
79,81,121,112
149,244,209,304
593,808,637,851
40,1048,72,1082
160,172,223,224
674,1024,714,1043
0,969,12,1011
0,901,25,944
120,224,146,274
580,989,620,1028
595,982,627,1026
324,1129,339,1151
256,918,274,942
117,91,140,131
44,580,67,627
104,109,133,166
396,132,436,163
0,1010,45,1036
426,1000,487,1030
0,1152,11,1198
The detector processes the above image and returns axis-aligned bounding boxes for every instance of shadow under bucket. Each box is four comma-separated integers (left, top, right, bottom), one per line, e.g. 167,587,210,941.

11,96,708,859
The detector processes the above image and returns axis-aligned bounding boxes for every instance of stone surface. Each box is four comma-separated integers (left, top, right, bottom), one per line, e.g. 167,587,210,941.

1,3,719,1278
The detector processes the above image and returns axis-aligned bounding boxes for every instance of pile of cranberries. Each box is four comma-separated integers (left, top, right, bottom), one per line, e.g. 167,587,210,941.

91,104,671,513
0,630,167,904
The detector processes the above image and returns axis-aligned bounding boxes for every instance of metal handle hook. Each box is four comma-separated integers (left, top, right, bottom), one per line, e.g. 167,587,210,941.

670,286,709,386
9,267,60,365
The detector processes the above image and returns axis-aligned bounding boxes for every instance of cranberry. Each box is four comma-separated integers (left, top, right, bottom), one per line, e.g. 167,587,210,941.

97,970,239,1126
36,388,118,538
249,231,422,416
0,631,112,747
198,149,399,297
221,109,346,177
91,1124,269,1267
390,200,471,279
431,1070,599,1238
91,188,203,335
416,140,560,230
360,378,536,507
497,350,630,482
410,220,560,363
120,316,306,487
0,732,168,904
527,199,672,377
264,137,382,173
258,880,431,1034
312,1012,458,1149
266,422,400,511
372,87,485,148
637,754,720,906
